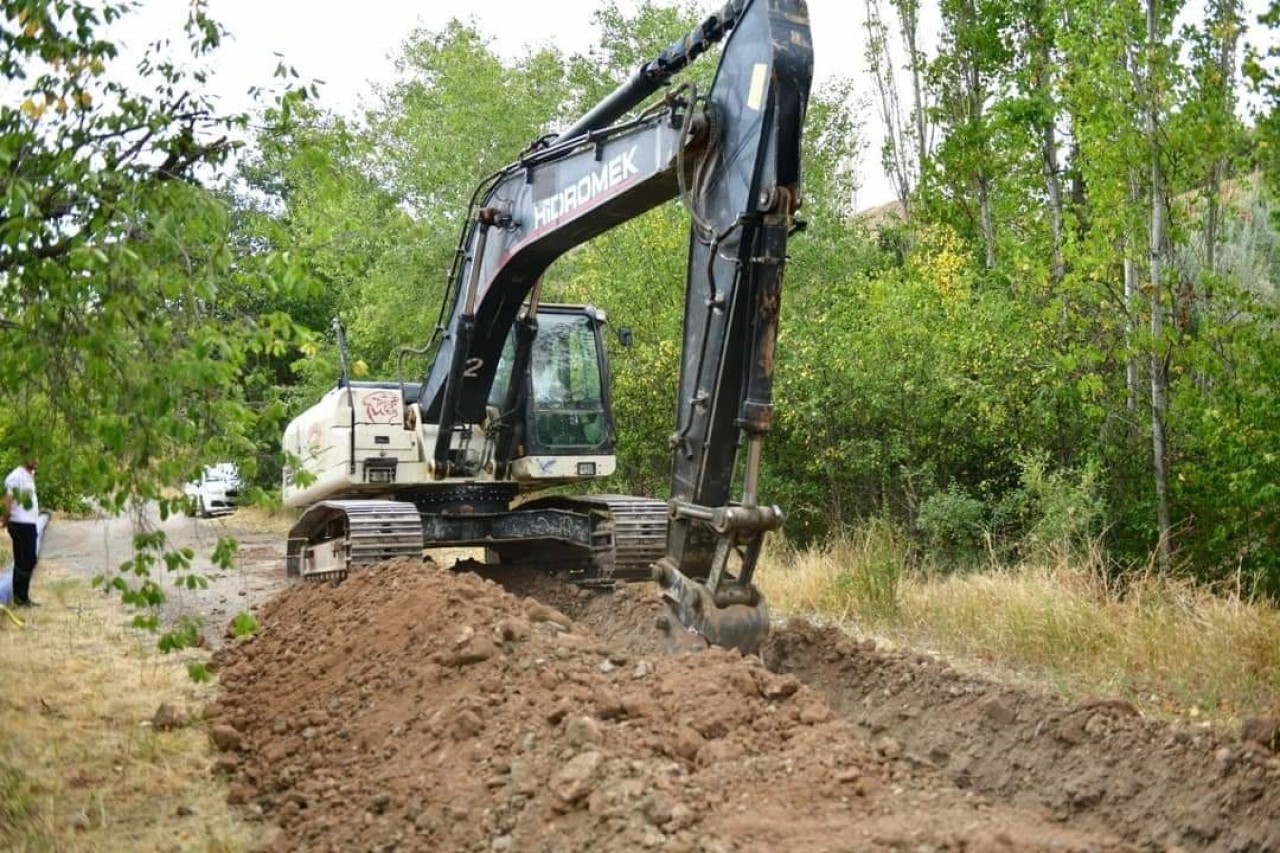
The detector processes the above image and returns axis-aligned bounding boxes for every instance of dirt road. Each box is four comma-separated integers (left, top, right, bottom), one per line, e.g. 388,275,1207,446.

41,504,289,647
42,511,1280,851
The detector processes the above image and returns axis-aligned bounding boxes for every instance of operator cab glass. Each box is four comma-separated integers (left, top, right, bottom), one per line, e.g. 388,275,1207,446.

530,311,608,448
488,307,614,453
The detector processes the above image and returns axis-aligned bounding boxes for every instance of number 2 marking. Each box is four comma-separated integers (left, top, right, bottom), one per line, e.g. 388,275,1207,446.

463,358,484,378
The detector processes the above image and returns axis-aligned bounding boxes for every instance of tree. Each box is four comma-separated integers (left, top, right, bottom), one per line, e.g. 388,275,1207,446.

1008,0,1067,285
927,0,1011,269
0,0,309,660
892,0,932,178
864,0,917,211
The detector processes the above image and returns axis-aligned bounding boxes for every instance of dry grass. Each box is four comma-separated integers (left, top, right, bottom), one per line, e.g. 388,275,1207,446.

758,531,1280,721
218,505,295,537
0,562,259,852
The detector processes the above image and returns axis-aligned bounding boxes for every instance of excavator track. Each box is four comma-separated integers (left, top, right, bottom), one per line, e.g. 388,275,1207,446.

486,493,668,586
572,494,669,583
286,500,424,582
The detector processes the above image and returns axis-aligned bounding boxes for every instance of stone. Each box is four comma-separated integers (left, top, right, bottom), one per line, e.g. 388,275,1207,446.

525,601,573,629
551,751,603,804
435,637,499,668
152,703,188,731
978,695,1016,726
873,737,903,761
758,672,801,700
213,753,240,774
641,791,676,826
449,709,484,741
1241,718,1280,752
210,724,242,752
564,715,603,746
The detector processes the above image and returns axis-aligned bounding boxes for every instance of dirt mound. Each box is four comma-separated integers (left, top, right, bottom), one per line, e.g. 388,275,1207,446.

421,571,1280,850
762,619,1280,852
209,561,1127,851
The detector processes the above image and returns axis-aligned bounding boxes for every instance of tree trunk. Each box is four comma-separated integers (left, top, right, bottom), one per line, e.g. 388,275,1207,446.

896,0,929,172
1125,170,1140,422
1204,0,1239,278
1145,0,1173,574
1034,11,1065,286
976,172,996,269
866,0,915,211
961,0,995,269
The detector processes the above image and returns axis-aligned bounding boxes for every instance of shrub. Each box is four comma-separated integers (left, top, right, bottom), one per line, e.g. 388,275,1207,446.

825,517,905,621
1012,452,1107,564
916,485,987,569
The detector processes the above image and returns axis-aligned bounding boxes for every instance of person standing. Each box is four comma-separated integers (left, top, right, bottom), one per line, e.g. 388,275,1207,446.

3,457,40,607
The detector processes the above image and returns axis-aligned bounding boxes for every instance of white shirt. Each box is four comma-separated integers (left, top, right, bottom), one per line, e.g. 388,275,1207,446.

5,466,38,525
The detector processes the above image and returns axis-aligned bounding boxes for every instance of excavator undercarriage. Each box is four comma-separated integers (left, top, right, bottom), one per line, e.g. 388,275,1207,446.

285,491,669,588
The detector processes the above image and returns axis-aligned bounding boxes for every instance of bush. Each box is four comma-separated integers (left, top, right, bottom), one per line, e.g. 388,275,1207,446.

1010,452,1107,564
916,485,987,569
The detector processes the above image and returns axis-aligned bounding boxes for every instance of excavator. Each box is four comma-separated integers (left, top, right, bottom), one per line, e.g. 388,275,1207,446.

280,0,812,653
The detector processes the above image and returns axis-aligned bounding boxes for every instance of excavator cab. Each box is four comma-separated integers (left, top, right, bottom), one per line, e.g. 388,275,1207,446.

488,304,617,470
527,308,612,452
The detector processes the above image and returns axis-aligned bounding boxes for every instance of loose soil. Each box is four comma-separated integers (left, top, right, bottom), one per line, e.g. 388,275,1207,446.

209,560,1280,853
41,510,1280,851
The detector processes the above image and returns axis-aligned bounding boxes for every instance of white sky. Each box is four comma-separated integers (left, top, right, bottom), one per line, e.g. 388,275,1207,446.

192,0,864,104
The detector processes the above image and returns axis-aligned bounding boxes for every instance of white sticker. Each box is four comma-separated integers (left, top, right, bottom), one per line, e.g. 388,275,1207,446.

747,63,768,111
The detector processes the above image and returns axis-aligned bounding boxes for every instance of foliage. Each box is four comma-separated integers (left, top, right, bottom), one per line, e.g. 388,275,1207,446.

0,0,311,652
916,485,987,567
1004,452,1108,565
553,203,687,497
769,219,1060,543
1166,290,1280,596
230,610,260,638
796,518,906,622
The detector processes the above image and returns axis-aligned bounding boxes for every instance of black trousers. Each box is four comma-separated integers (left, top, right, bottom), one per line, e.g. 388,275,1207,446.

8,522,37,604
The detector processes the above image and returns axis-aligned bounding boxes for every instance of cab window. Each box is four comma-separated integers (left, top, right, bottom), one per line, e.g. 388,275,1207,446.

530,313,605,448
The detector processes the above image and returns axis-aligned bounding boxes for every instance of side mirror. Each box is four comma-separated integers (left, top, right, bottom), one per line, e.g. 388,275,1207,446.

617,327,634,348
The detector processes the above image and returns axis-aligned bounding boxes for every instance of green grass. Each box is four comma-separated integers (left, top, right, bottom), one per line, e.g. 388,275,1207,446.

0,761,42,845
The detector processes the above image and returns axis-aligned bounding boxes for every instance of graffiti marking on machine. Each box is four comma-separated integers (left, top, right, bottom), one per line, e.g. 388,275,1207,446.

533,146,639,229
362,391,401,424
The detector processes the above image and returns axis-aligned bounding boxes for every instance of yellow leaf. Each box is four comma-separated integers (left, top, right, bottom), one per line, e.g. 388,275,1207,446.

352,360,368,377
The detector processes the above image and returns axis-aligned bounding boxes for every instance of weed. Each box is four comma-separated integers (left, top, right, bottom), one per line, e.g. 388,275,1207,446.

0,761,38,838
0,561,260,851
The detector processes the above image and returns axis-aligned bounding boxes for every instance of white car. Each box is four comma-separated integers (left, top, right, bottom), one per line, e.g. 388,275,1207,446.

184,463,242,518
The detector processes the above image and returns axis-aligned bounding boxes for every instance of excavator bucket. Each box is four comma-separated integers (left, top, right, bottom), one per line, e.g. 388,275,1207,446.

653,558,770,655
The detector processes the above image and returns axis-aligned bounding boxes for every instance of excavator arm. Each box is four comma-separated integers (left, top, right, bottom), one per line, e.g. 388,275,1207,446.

420,0,813,651
656,1,813,652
